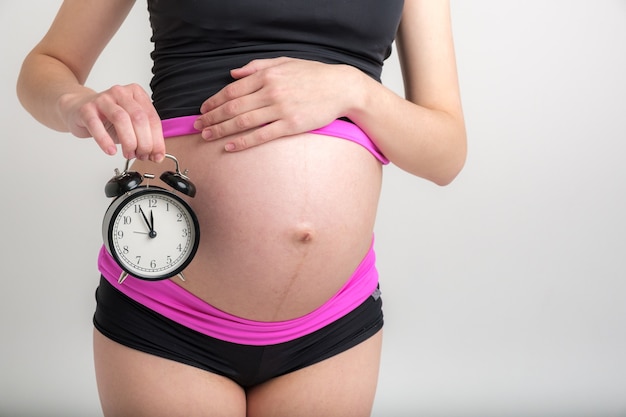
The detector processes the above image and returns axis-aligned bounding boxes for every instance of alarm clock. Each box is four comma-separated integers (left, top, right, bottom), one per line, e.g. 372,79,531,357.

102,154,200,284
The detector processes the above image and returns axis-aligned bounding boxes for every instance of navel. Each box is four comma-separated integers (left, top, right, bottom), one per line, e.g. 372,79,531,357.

292,223,316,243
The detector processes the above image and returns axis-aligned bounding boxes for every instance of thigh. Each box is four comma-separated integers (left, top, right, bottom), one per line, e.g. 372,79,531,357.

246,330,383,417
93,329,246,417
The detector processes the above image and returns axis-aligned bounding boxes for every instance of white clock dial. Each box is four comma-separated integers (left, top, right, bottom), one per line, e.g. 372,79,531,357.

104,187,199,280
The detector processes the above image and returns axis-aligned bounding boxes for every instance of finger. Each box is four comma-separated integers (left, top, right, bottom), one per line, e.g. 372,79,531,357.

198,73,264,115
223,120,289,152
148,117,166,163
229,57,290,79
99,102,138,160
138,101,166,163
200,105,277,141
122,107,153,160
127,86,165,161
199,93,270,139
79,102,119,156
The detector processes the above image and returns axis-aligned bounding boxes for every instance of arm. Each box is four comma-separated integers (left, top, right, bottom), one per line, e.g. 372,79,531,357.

194,0,466,185
348,0,467,185
16,0,165,162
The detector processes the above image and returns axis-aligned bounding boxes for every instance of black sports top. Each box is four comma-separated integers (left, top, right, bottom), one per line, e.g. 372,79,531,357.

147,0,405,119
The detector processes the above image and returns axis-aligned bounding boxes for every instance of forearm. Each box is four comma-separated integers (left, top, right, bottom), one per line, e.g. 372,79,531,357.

17,51,96,132
346,68,466,185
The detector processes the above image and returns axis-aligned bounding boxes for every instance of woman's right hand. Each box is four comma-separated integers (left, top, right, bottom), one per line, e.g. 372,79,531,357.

58,83,166,162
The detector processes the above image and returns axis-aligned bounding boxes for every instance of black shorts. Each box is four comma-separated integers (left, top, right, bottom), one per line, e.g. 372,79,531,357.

93,276,383,388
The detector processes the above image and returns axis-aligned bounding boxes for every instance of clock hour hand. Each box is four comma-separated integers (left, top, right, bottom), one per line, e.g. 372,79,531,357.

139,206,157,238
139,206,151,230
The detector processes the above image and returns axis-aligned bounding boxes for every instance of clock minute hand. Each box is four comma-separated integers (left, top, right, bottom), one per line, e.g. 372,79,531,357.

148,209,158,238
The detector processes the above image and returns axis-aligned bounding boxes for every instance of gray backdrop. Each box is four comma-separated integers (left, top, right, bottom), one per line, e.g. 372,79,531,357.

1,1,625,416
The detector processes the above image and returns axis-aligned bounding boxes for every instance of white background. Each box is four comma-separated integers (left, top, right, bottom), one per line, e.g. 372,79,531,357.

1,1,625,416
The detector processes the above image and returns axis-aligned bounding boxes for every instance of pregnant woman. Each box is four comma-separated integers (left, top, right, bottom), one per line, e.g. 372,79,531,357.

17,0,466,415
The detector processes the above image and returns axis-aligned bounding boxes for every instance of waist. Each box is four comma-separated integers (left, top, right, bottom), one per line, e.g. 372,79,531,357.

97,240,380,345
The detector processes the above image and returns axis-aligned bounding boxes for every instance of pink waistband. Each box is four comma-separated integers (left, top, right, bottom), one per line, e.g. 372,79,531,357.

161,116,389,164
97,241,380,345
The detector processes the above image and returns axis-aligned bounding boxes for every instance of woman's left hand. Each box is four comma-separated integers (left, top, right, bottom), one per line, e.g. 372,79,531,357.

193,57,360,151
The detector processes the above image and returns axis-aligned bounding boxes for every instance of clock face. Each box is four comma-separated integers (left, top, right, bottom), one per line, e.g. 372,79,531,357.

105,187,199,280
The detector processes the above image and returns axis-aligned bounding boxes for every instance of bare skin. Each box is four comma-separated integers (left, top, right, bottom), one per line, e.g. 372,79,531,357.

126,130,382,321
17,0,466,415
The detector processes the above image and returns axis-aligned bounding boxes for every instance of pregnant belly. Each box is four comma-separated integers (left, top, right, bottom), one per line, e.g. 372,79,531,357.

130,131,383,321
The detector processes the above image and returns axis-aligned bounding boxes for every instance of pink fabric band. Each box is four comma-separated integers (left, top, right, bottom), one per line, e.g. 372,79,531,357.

161,115,202,137
310,119,389,164
161,116,389,164
97,241,379,345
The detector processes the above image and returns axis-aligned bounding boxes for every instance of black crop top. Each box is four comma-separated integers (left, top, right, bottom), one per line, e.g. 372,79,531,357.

147,0,404,119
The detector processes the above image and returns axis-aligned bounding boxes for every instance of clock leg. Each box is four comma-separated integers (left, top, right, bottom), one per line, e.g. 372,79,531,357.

118,271,129,285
